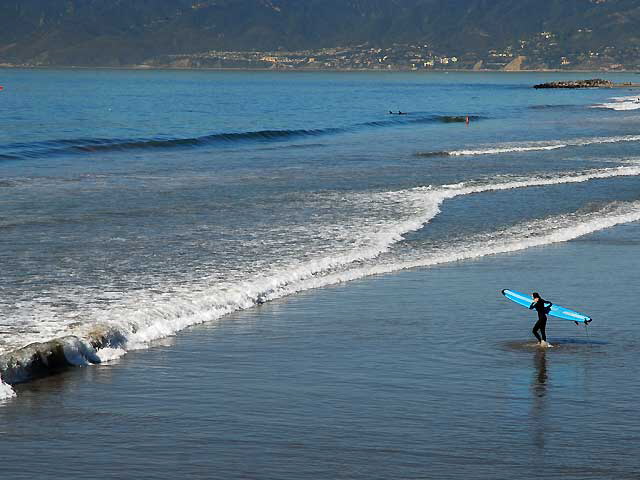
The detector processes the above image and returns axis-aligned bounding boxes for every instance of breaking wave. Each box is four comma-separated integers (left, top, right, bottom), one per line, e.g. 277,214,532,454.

1,164,639,394
593,96,640,111
0,374,15,400
417,135,640,157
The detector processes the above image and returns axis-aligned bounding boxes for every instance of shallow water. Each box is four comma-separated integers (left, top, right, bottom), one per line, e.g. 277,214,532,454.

1,222,638,479
1,69,640,476
1,70,639,364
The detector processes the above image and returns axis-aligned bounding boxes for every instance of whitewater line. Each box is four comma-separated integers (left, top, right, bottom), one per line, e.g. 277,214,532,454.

441,134,640,157
92,191,640,355
74,164,640,349
2,198,639,399
444,164,640,197
272,201,640,299
2,164,639,397
593,96,640,111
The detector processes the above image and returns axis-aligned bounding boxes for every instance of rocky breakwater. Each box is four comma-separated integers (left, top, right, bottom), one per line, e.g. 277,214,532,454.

534,79,614,89
534,79,640,89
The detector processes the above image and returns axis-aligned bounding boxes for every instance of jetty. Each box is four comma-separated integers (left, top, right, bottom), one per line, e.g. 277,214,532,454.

534,79,640,89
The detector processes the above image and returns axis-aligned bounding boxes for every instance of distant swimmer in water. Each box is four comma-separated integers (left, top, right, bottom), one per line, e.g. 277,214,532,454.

529,292,552,347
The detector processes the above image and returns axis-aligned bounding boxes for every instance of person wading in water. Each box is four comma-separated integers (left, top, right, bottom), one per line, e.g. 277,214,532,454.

529,292,552,347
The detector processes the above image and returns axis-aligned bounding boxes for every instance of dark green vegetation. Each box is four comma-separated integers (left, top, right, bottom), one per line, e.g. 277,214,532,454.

1,0,640,69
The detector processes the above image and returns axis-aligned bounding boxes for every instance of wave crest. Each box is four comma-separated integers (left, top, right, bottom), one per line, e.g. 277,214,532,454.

2,165,639,392
0,113,486,161
417,135,640,157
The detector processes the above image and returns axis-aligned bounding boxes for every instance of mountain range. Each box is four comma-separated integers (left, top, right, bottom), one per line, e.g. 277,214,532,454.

1,0,640,69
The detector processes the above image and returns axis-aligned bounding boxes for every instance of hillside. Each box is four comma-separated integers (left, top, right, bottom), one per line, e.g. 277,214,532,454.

1,0,640,69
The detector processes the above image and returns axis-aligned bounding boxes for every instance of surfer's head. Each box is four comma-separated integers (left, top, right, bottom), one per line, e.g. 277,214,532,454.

532,292,540,299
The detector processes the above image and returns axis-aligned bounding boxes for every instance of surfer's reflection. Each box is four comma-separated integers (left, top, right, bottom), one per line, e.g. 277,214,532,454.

531,349,548,450
533,349,548,394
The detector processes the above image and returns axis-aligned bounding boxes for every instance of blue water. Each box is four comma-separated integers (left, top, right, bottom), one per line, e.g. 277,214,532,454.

1,68,640,355
1,69,640,477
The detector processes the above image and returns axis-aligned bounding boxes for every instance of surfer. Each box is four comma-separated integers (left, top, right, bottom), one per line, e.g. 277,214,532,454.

529,292,552,346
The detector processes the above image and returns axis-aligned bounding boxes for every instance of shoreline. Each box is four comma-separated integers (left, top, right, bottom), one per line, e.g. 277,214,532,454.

2,220,638,478
2,64,640,74
3,211,639,394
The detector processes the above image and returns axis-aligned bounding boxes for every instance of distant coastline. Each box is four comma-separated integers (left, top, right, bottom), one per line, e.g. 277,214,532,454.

2,63,640,74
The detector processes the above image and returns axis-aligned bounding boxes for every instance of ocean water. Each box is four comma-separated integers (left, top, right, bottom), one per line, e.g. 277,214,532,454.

1,69,640,477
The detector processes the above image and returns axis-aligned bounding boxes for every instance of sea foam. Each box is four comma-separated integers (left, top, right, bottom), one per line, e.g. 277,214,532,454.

1,164,639,391
593,96,640,111
0,374,16,400
417,135,640,157
94,164,640,348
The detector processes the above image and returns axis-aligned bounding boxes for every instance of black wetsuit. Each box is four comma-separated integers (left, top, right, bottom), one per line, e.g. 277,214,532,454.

529,298,552,342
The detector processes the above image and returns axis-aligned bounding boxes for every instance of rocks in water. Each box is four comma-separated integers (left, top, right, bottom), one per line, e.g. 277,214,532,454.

533,79,614,89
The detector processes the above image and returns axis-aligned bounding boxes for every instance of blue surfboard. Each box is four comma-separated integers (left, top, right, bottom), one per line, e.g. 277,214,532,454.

502,289,592,324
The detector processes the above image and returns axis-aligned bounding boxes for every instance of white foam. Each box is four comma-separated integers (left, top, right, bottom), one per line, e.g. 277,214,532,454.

447,164,640,197
91,164,640,351
0,186,443,356
0,375,16,400
450,144,567,156
96,347,127,363
447,135,640,156
594,96,640,111
3,164,640,377
272,199,640,295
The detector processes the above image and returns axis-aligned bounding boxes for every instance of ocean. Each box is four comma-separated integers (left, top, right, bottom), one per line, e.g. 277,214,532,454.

1,69,639,478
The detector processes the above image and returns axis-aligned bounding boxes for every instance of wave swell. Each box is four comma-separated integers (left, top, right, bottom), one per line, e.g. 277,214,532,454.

1,165,639,394
0,114,484,162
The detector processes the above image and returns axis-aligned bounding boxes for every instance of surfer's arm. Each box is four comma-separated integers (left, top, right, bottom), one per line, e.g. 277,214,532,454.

529,301,536,309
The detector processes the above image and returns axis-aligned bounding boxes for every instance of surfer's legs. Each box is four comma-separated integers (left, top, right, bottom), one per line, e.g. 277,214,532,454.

539,318,547,342
532,317,547,343
532,318,547,343
532,321,542,342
